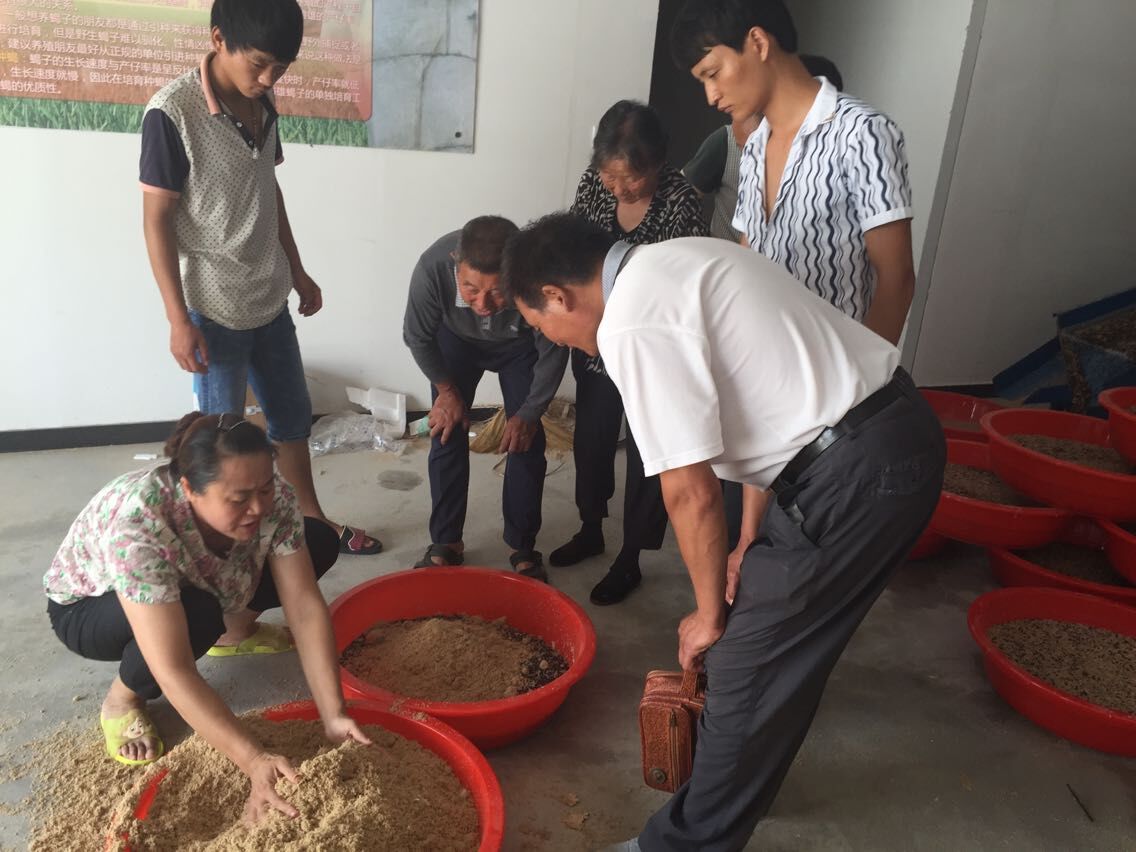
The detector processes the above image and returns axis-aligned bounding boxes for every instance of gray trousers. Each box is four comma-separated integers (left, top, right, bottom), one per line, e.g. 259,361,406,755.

640,372,945,851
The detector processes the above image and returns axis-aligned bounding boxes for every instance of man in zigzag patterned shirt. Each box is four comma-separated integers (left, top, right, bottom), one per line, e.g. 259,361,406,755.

675,0,916,348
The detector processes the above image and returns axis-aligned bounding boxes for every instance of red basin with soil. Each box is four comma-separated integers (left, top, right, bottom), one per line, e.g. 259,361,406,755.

987,518,1136,606
929,439,1073,548
981,408,1136,521
329,567,597,749
1099,387,1136,465
920,389,1003,442
968,587,1136,756
106,699,505,852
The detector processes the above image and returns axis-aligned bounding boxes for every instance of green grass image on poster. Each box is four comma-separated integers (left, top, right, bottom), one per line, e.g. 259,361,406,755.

0,97,369,146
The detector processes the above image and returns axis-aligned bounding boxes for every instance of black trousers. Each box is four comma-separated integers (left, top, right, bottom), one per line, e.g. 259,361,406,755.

571,348,668,551
47,518,339,701
640,370,946,851
428,325,546,551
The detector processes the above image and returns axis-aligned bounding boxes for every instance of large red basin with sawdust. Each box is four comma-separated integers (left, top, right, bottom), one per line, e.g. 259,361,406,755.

107,700,505,851
330,567,597,749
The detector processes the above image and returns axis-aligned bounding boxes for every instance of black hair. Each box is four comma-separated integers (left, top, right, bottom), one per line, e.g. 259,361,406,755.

801,54,844,91
670,0,798,70
211,0,305,64
590,100,668,175
164,412,274,495
454,215,519,275
501,213,615,311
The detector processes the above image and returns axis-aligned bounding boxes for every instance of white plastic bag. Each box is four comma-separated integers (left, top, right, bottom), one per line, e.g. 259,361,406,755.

309,413,405,457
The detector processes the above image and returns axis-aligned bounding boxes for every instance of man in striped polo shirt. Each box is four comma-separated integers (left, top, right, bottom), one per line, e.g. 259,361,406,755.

672,0,916,348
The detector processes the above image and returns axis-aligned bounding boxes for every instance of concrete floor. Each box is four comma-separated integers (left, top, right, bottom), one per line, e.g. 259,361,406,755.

0,440,1133,850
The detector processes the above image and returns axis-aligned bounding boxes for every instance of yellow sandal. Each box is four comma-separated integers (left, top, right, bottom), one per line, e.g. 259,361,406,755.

205,622,294,658
100,708,164,767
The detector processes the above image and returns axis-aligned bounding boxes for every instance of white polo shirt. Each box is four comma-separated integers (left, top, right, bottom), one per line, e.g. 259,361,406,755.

733,78,914,321
597,238,899,488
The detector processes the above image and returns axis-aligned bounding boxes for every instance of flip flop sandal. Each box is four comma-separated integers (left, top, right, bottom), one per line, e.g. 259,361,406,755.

339,525,384,556
206,623,295,658
100,708,164,766
510,549,548,583
414,543,465,568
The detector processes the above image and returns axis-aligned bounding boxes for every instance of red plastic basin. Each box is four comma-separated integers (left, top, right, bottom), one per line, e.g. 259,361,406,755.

987,519,1136,606
908,529,947,561
1099,519,1136,585
1099,387,1136,464
930,439,1072,548
107,700,504,852
330,567,597,749
920,389,1003,442
968,587,1136,756
982,408,1136,521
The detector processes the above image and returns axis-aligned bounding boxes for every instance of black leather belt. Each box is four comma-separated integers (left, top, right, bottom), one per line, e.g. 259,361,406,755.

770,369,909,495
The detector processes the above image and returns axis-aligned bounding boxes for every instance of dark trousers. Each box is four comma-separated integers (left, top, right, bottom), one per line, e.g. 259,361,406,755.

428,325,546,551
571,348,668,551
640,371,946,851
47,518,339,701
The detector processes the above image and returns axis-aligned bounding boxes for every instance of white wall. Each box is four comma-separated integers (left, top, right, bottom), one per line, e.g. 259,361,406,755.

0,0,660,432
911,0,1136,386
791,0,974,270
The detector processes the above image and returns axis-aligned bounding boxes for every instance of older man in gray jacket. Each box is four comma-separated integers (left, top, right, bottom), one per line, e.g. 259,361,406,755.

403,216,568,580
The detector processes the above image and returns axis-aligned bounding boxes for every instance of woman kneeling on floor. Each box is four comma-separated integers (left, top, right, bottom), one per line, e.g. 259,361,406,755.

43,412,370,821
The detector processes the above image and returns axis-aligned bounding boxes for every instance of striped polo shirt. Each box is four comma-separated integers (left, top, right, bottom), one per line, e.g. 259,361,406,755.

733,78,913,322
140,54,290,331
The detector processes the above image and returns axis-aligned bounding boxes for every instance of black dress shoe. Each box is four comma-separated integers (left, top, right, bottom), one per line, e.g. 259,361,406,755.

550,527,605,567
589,567,641,605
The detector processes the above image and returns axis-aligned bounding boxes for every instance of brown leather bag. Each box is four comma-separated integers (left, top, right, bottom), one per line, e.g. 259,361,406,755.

638,669,707,793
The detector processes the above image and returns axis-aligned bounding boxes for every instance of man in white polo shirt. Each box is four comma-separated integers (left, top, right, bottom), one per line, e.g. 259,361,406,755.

502,213,945,852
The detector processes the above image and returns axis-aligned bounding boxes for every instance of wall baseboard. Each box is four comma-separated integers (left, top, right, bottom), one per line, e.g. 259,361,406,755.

0,421,178,454
1,407,506,454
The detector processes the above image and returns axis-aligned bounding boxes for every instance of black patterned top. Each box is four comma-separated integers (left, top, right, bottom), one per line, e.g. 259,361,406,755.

571,165,708,373
571,165,708,246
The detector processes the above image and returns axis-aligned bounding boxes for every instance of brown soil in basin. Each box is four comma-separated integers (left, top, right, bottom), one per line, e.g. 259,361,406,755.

1011,434,1135,475
342,614,569,702
1013,542,1132,587
942,463,1037,506
988,619,1136,715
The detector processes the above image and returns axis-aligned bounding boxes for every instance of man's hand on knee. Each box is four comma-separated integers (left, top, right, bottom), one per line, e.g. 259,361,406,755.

429,384,467,445
498,415,538,454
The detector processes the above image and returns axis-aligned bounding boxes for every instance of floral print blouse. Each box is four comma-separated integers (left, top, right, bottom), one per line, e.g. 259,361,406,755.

44,464,304,613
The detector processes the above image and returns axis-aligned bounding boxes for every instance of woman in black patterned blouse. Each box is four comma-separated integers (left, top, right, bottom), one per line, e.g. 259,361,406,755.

551,100,708,606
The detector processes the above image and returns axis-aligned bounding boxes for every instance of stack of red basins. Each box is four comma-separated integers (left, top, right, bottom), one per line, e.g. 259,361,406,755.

939,387,1136,756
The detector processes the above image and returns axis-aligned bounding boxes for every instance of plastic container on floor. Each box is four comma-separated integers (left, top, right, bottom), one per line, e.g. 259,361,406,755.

1099,386,1136,464
107,700,505,852
987,519,1136,606
981,408,1136,521
919,389,1003,442
968,587,1136,756
930,439,1073,548
330,567,597,749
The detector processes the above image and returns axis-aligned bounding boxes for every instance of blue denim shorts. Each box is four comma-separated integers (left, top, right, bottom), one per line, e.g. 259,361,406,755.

189,308,313,442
